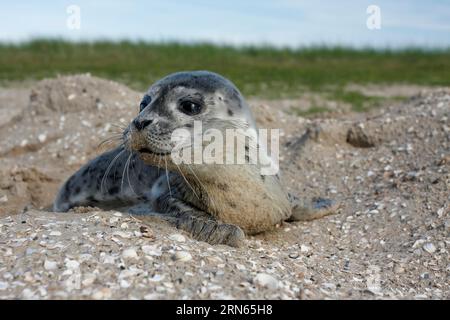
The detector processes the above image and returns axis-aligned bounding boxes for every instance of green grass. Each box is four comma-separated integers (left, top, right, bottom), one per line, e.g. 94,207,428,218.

290,105,331,117
1,39,449,103
328,90,384,112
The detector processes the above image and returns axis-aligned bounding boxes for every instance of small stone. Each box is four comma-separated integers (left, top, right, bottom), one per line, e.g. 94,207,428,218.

300,245,310,253
172,251,192,262
21,288,36,299
142,245,162,256
288,252,299,259
149,274,165,282
82,274,96,286
168,234,186,242
0,195,8,203
394,265,405,274
322,282,336,290
113,231,132,239
253,273,279,290
444,220,450,232
122,248,138,260
140,225,154,239
38,134,47,143
423,243,436,254
101,254,116,264
420,272,430,280
49,230,62,236
412,239,426,248
144,293,163,300
120,280,131,288
92,288,112,300
44,259,58,270
0,281,9,290
109,217,119,224
65,260,80,270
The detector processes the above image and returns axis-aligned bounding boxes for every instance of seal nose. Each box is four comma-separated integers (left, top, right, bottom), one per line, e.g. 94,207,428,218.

133,118,153,131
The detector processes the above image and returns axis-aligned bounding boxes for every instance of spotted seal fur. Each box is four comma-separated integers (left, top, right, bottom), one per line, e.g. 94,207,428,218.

54,71,337,247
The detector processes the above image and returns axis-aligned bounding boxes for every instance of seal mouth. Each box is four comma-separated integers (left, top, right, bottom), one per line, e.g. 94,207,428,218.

138,147,171,156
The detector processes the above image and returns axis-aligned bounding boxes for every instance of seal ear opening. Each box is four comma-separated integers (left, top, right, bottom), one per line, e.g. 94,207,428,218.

289,197,339,221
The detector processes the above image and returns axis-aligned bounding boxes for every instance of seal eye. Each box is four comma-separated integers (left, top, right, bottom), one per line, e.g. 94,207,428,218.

179,101,203,116
139,95,152,112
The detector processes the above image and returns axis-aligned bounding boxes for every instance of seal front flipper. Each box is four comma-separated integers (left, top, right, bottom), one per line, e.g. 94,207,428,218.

288,195,340,222
153,195,245,247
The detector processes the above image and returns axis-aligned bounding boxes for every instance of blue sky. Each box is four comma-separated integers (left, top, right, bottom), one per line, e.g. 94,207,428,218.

1,0,449,48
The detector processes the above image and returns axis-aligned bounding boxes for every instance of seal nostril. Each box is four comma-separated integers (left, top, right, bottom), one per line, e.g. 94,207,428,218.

133,118,153,131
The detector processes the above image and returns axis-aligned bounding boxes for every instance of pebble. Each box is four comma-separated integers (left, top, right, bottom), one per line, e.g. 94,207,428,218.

65,260,80,270
394,265,405,274
423,243,436,254
172,251,192,262
21,288,36,299
44,260,58,271
253,273,279,290
300,245,311,253
120,280,131,288
0,281,9,290
140,225,154,238
412,239,426,248
113,231,132,239
38,133,47,143
0,195,8,203
142,245,162,256
49,230,62,236
149,274,165,282
144,293,163,300
109,217,119,224
82,274,96,286
122,248,138,260
288,252,299,259
92,288,112,300
168,234,186,242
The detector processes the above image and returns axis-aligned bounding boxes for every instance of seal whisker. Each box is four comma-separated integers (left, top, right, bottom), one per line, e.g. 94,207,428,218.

164,157,172,198
186,163,218,214
175,163,199,200
110,123,127,131
125,152,139,197
101,149,125,194
121,152,132,193
97,136,123,150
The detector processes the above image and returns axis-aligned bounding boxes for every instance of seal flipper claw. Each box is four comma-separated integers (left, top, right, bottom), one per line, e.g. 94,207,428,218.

155,196,245,247
288,196,339,222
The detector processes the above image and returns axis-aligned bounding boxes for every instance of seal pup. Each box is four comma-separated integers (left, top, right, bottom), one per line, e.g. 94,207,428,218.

54,71,337,247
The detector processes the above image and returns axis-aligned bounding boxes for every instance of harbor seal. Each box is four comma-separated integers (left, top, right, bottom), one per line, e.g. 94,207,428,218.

54,71,337,247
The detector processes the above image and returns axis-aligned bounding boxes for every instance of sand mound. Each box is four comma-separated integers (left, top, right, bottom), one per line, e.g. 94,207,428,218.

28,74,139,115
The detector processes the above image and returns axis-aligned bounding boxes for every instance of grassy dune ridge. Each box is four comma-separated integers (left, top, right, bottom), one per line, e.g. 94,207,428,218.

1,39,449,111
